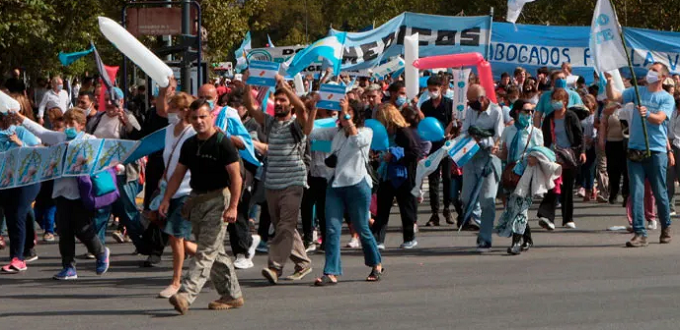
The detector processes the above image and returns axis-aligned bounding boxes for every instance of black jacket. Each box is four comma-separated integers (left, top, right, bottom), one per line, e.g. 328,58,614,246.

541,109,584,155
393,127,422,186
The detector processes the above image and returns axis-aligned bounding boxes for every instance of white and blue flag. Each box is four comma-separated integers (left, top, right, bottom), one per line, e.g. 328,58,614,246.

246,60,280,87
285,33,347,77
447,136,480,167
317,84,347,111
234,31,252,72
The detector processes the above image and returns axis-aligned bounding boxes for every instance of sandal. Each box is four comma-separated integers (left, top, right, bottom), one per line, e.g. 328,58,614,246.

314,275,338,286
366,268,384,282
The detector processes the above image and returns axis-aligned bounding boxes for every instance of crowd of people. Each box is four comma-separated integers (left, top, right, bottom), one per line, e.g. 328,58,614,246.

0,59,676,314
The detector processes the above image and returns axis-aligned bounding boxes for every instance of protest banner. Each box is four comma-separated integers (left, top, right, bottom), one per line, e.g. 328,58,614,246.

246,60,280,87
317,84,348,111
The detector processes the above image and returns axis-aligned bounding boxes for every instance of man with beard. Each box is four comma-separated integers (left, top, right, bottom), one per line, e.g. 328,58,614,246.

244,71,315,284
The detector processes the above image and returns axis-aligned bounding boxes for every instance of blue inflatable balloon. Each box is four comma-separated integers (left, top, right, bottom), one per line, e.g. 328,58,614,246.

365,119,389,151
417,117,445,142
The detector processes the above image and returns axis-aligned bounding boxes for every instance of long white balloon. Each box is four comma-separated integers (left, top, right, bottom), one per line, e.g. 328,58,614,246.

294,73,305,95
0,90,20,114
98,16,174,87
404,33,419,100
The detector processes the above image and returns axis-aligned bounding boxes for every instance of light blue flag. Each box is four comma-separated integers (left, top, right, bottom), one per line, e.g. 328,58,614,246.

267,34,276,48
123,128,166,164
285,33,347,77
235,31,252,72
58,46,95,66
215,106,261,167
311,118,338,152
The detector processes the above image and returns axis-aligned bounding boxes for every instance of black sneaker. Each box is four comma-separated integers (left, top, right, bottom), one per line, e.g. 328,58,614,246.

426,214,440,227
443,208,454,224
23,248,39,263
142,254,161,267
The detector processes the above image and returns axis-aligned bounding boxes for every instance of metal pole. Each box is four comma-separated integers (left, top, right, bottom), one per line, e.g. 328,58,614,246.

122,6,128,107
486,7,494,61
181,0,191,93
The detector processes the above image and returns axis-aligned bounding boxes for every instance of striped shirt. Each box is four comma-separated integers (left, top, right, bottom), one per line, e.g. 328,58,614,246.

264,114,307,190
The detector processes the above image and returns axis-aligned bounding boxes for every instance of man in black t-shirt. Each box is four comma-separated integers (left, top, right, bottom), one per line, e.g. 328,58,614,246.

420,76,456,226
159,98,244,315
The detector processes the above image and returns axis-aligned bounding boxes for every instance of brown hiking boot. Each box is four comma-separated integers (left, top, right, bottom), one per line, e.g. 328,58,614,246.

208,296,244,310
660,227,672,244
169,293,190,315
262,268,280,284
626,234,648,248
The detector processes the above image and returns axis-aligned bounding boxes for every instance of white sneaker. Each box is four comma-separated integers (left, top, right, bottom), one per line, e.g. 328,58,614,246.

576,188,586,197
538,217,555,231
247,235,261,262
377,243,385,251
564,222,577,229
670,211,677,217
346,237,360,249
305,244,317,253
233,254,254,269
648,220,658,230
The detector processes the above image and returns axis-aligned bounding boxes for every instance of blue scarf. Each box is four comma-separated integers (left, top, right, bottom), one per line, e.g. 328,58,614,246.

509,122,530,164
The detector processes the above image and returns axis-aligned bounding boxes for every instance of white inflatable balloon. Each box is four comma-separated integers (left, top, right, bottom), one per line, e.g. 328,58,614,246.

98,16,174,87
0,90,20,114
404,33,420,100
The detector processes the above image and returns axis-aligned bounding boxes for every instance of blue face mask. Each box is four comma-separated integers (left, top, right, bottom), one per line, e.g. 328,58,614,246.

207,100,214,109
65,127,78,140
551,101,564,111
554,78,567,89
518,113,531,128
395,96,407,107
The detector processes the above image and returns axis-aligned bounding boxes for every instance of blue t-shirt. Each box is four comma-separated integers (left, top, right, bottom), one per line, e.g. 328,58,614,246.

622,87,675,152
553,118,571,149
0,126,40,152
537,89,583,116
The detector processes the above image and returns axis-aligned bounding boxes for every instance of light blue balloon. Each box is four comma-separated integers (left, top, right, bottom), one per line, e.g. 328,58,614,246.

417,117,445,142
365,119,389,151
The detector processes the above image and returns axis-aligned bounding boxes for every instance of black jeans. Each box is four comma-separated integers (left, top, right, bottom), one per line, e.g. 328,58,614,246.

428,156,452,213
1,184,40,261
372,180,417,244
257,202,271,243
141,154,168,258
537,167,576,225
56,198,105,268
605,140,629,201
300,176,328,244
230,172,254,256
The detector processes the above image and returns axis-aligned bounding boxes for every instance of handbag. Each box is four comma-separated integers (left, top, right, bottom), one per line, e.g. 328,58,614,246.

501,125,534,190
77,168,120,211
324,134,349,168
627,149,649,162
148,125,192,225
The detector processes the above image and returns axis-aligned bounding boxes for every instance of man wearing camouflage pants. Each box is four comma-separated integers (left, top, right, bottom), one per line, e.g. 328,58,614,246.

159,98,244,315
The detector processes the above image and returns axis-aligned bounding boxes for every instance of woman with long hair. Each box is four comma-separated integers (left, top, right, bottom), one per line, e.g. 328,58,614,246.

157,92,199,298
372,104,422,249
537,89,586,230
310,99,383,285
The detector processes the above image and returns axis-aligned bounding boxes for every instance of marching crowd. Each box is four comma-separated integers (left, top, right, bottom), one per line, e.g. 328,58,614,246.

0,60,677,314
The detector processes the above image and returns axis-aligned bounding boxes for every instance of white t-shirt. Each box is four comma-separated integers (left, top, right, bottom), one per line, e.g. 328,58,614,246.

163,123,196,199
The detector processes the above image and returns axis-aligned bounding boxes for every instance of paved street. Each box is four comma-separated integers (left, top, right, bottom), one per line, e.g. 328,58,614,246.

2,196,680,330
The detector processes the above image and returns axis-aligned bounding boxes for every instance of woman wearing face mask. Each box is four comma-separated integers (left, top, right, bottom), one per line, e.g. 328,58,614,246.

155,92,199,298
14,109,110,280
496,100,544,254
372,104,422,250
0,106,42,274
309,99,383,285
537,89,586,230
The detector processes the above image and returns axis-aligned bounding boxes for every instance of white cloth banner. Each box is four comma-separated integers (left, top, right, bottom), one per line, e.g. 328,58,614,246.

590,0,629,73
451,68,472,122
506,0,537,24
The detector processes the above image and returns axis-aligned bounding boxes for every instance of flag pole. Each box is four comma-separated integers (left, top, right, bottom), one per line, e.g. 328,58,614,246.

609,0,650,157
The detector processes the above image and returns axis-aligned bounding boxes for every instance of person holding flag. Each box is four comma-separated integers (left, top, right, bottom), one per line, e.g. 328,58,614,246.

605,63,674,247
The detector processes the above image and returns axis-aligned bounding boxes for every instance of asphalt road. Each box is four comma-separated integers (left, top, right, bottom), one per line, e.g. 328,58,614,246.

1,194,679,330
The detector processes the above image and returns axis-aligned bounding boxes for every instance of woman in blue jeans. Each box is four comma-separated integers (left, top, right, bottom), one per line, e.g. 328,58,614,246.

0,109,42,274
310,99,383,285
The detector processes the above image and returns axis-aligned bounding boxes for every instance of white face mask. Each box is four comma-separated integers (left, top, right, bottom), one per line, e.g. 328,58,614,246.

646,70,660,84
429,91,440,99
168,113,180,125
